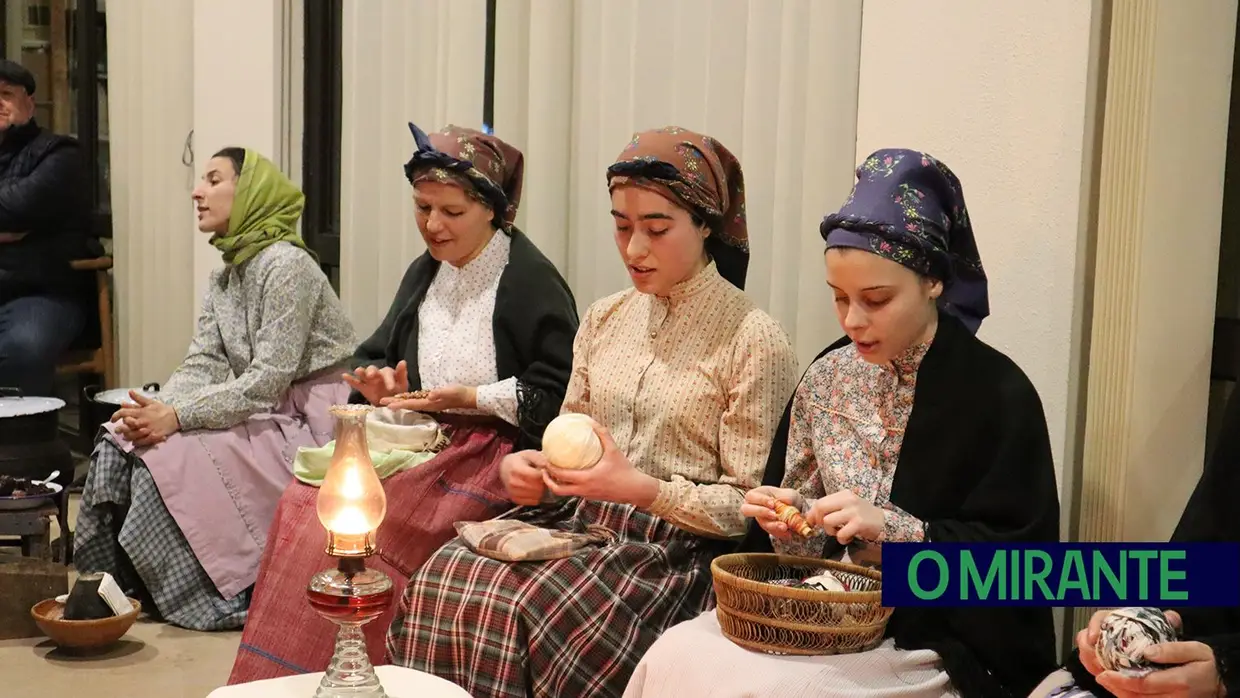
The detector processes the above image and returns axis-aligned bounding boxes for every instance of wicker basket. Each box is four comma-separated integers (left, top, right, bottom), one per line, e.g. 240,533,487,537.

710,553,892,656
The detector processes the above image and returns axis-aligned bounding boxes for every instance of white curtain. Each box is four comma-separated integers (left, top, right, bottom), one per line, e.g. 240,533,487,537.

339,0,488,337
495,0,864,366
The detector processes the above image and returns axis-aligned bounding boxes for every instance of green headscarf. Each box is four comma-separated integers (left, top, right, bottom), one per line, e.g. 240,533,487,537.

210,149,317,266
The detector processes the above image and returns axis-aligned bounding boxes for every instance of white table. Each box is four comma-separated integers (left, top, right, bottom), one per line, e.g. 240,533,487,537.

207,665,473,697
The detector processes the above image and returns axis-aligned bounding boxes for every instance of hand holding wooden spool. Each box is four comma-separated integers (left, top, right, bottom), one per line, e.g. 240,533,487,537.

772,500,814,537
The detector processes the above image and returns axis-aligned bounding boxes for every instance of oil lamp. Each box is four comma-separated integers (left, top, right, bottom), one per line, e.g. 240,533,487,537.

306,404,393,697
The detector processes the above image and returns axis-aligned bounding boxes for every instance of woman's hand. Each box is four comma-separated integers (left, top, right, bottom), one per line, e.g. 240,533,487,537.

111,391,180,447
1096,639,1221,697
541,422,660,507
1077,609,1184,678
342,360,409,406
804,490,885,545
740,487,806,540
501,450,550,505
381,385,476,413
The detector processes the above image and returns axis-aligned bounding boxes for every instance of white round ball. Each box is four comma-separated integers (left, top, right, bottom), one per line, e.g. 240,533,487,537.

541,413,603,470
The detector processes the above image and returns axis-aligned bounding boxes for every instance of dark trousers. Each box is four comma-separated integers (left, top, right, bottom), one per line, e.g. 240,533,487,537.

0,294,85,397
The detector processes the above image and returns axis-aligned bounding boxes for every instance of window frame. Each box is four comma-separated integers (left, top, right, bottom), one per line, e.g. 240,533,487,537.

301,0,343,289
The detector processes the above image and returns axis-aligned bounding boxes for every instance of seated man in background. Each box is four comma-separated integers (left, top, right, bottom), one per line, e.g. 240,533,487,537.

0,59,96,397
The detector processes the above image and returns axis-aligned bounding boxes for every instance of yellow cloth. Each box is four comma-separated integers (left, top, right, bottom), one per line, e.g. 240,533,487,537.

293,442,438,487
293,407,449,486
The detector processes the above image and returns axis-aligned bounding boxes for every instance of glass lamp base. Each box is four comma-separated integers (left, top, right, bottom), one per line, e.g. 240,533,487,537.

306,558,394,698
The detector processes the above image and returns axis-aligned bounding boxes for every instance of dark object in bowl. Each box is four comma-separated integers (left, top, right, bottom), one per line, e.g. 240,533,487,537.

63,573,116,621
31,597,141,650
0,476,53,498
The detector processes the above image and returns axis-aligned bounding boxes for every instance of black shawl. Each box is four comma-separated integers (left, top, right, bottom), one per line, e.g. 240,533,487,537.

1064,383,1240,695
350,227,579,451
739,312,1061,698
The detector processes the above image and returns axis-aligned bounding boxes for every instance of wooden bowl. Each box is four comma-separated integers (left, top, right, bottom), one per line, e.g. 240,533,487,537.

30,597,141,649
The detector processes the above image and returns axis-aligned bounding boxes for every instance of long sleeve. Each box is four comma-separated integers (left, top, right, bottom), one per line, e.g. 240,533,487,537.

161,281,232,401
647,315,799,538
0,141,85,232
770,378,830,558
476,377,519,426
169,257,321,431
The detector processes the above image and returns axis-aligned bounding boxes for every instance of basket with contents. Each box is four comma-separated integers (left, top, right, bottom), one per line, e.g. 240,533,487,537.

710,553,892,656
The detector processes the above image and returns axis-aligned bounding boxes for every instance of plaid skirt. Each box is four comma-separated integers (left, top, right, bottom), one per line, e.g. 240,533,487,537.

227,417,516,684
386,497,733,698
74,436,249,631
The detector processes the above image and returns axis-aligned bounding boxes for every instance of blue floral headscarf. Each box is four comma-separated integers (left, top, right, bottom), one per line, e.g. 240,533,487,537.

821,148,989,333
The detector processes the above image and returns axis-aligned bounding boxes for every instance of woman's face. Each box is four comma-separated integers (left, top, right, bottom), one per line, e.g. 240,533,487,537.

610,186,708,296
191,156,238,234
413,180,496,267
825,247,942,365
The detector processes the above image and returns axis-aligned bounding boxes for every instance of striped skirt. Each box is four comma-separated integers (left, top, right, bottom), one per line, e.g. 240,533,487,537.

385,498,733,698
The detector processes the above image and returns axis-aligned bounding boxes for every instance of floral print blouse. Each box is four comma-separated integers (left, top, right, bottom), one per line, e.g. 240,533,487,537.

773,340,930,559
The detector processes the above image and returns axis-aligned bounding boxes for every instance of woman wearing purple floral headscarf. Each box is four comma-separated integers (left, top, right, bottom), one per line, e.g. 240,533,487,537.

624,149,1061,698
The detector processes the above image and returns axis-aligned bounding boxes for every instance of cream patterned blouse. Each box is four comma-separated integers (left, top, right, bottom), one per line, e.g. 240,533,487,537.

562,261,799,539
773,340,930,559
417,231,519,425
161,242,357,432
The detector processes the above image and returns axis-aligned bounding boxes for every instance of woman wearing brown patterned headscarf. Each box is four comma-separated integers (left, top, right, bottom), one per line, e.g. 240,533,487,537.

385,126,800,698
227,123,579,684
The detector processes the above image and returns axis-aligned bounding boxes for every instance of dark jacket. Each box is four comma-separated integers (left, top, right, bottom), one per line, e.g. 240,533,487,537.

740,312,1062,698
351,227,579,451
0,119,94,303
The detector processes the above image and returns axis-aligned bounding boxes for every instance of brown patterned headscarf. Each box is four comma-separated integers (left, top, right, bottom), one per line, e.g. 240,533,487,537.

403,122,525,232
606,126,750,289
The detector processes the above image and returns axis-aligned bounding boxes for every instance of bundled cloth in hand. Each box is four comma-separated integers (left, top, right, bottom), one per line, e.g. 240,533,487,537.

293,407,449,486
454,519,617,562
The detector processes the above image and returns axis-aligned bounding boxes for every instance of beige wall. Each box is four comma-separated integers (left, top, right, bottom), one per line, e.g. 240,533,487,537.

108,0,300,385
855,0,1101,502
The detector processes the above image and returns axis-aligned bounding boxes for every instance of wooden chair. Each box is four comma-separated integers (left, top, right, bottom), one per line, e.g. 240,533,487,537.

56,256,115,389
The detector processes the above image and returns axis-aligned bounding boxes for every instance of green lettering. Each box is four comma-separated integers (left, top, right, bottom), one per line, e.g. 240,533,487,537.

962,550,1004,600
1059,550,1090,601
1159,550,1188,602
1130,550,1157,600
909,551,949,600
1093,550,1126,600
1024,550,1054,601
1009,546,1020,600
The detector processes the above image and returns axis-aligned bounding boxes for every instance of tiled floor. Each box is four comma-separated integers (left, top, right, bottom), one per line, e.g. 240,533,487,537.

1,493,241,698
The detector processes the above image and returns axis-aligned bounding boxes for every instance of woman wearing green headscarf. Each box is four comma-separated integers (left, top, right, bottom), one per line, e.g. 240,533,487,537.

73,147,357,631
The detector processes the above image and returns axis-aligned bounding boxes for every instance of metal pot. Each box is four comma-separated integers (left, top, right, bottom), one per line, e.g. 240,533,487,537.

81,382,160,431
0,388,74,489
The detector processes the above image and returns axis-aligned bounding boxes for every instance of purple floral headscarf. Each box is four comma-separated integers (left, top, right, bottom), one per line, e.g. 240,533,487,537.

821,148,989,333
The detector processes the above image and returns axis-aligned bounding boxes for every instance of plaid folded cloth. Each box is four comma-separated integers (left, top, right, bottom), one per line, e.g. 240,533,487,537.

453,519,617,562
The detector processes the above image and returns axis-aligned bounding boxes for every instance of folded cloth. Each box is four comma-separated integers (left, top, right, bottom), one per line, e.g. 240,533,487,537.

453,518,617,562
294,408,449,486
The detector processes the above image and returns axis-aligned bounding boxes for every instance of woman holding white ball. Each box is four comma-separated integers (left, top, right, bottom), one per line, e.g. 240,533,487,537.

1035,387,1240,698
624,150,1062,698
386,126,800,697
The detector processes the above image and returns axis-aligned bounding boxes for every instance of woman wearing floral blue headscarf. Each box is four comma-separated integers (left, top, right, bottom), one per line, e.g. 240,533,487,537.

624,149,1061,698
